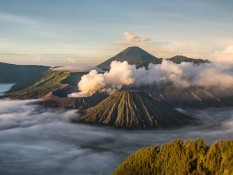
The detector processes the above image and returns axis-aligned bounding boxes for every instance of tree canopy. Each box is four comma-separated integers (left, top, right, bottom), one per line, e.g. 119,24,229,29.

114,139,233,175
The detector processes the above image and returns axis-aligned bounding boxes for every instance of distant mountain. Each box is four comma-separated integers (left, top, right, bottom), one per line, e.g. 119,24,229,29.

5,68,108,108
137,84,233,108
114,139,233,175
97,46,162,70
77,91,194,129
167,55,210,64
97,47,210,70
0,62,49,83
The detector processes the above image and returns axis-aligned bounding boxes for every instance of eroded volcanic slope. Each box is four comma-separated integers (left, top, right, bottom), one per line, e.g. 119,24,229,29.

78,91,194,129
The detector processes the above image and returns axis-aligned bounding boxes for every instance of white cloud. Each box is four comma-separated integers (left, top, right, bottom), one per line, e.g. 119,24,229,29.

67,57,77,64
0,99,233,174
223,45,233,54
213,45,233,63
215,45,233,54
112,33,210,59
69,60,233,97
123,32,150,44
160,42,183,53
113,32,151,47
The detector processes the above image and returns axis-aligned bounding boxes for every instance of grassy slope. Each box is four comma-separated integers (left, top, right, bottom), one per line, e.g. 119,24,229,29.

61,72,87,86
6,70,70,99
114,139,233,175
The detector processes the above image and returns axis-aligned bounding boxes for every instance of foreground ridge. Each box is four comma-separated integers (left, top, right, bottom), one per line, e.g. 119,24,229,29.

114,139,233,175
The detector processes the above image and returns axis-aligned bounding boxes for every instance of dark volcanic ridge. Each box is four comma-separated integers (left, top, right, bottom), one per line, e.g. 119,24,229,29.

167,55,210,64
75,90,195,129
97,46,209,70
97,46,162,70
36,85,108,109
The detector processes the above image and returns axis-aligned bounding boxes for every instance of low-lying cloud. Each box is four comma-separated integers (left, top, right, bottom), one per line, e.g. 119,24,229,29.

0,99,76,130
69,60,233,97
52,66,103,72
214,45,233,63
0,99,233,175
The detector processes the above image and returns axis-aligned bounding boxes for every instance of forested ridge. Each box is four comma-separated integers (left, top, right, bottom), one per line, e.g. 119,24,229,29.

114,139,233,175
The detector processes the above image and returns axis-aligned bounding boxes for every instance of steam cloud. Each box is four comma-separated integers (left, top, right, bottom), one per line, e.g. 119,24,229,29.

69,60,233,97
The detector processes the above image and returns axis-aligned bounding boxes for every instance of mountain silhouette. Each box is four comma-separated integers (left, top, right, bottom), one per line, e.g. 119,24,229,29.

97,46,161,70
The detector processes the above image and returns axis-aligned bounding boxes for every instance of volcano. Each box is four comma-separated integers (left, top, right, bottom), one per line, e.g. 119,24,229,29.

77,91,195,129
97,46,161,70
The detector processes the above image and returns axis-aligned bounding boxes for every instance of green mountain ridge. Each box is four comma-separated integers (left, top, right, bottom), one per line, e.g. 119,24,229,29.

0,62,49,83
114,139,233,175
6,70,70,99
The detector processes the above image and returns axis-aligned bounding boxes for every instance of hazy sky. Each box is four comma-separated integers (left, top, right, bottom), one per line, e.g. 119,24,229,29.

0,0,233,66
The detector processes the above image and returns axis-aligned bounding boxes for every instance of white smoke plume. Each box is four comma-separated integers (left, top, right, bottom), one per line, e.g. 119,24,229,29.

68,60,233,97
68,61,136,97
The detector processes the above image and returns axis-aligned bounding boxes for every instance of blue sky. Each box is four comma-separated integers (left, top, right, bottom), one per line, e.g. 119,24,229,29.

0,0,233,66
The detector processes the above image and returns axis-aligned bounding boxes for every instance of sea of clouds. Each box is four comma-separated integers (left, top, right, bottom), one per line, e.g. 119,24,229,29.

0,98,233,175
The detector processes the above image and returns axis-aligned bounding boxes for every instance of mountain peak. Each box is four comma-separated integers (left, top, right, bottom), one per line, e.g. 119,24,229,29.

126,46,141,49
97,47,161,70
77,90,194,129
124,46,143,50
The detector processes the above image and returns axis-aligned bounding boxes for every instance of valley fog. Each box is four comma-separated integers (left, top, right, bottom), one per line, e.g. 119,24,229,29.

0,84,14,96
0,99,233,175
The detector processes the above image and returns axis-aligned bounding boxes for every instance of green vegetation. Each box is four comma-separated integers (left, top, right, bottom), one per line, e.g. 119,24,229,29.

114,139,233,175
79,91,194,129
6,70,70,99
0,62,49,83
61,72,87,86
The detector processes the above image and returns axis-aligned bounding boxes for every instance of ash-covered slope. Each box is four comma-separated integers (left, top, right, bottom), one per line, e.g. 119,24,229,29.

78,91,194,129
139,84,233,108
39,89,108,109
97,46,161,70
